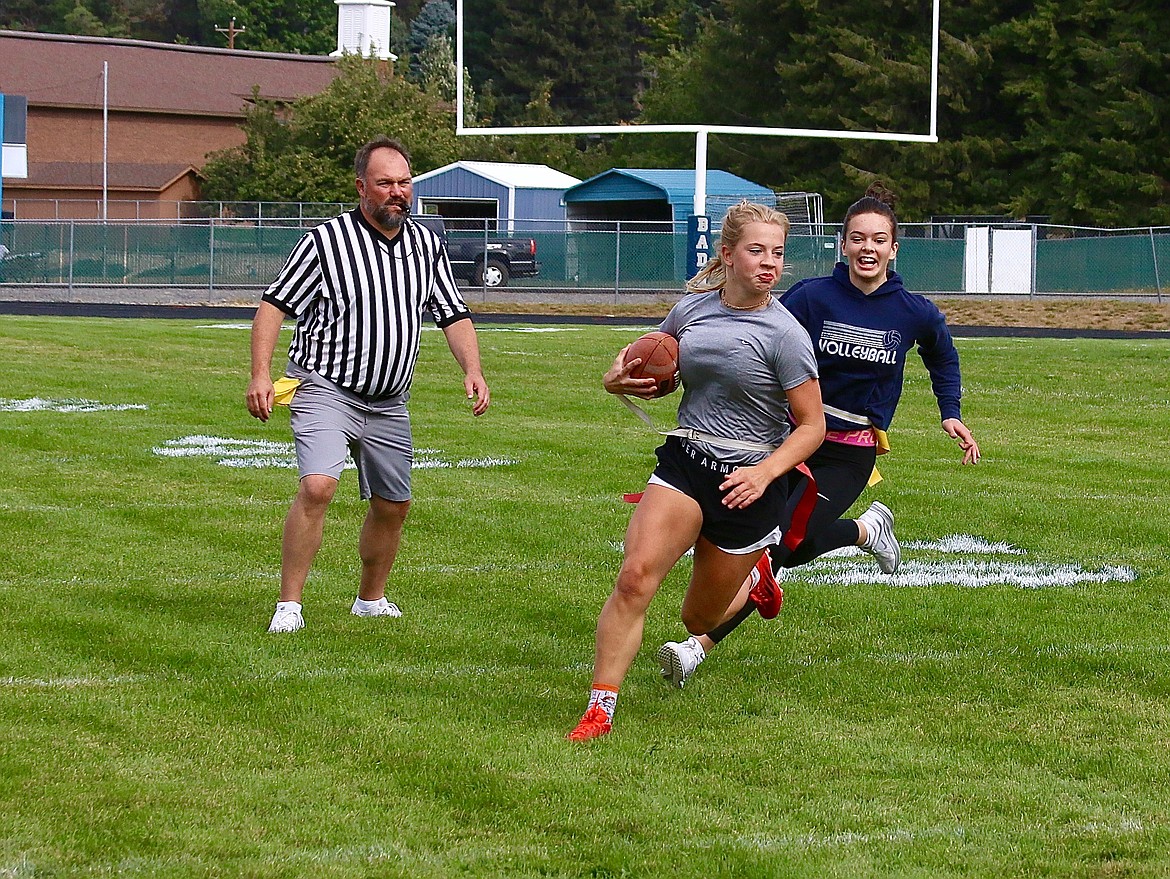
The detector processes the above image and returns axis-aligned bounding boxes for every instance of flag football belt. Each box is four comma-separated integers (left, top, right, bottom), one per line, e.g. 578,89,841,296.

824,428,877,447
781,460,818,551
823,426,891,455
823,427,890,487
618,394,777,453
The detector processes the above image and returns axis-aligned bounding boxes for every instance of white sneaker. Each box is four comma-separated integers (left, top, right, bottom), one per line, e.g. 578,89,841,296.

657,638,706,689
268,605,304,633
351,597,403,618
858,501,901,574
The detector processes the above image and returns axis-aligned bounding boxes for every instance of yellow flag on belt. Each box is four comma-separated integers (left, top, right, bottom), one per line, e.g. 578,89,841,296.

867,428,892,486
272,376,301,406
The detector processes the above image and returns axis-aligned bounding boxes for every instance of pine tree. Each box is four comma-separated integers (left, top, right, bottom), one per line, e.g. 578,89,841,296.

628,0,1170,223
408,0,455,59
471,0,644,126
987,0,1170,224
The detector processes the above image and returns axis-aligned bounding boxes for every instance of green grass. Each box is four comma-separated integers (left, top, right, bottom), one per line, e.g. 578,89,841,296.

0,316,1168,878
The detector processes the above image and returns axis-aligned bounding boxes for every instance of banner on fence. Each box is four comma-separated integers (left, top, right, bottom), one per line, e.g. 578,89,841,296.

687,214,711,280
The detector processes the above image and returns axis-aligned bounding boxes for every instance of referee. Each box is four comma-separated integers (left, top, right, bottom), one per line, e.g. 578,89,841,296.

246,136,490,634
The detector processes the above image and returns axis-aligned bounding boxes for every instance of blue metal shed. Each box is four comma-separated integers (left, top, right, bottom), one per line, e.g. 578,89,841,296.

411,161,580,231
563,169,777,227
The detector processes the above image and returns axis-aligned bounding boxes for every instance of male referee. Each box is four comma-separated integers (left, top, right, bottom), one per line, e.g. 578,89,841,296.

246,136,490,633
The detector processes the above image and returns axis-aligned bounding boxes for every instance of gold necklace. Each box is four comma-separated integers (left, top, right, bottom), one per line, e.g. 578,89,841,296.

720,290,770,311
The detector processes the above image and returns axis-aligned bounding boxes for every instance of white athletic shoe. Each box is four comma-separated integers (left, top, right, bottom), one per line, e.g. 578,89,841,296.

267,605,304,633
858,501,901,574
657,637,706,689
351,597,403,618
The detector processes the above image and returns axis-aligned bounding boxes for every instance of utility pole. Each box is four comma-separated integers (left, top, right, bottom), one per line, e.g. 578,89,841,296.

102,60,108,222
214,17,246,49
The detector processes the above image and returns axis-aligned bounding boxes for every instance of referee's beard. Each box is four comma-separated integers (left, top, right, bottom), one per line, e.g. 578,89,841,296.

366,199,410,234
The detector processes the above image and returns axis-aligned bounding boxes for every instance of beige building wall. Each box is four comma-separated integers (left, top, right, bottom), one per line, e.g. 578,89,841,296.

6,177,201,220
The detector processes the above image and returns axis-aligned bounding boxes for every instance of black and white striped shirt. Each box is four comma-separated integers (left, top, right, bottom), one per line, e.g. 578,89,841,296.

262,209,471,398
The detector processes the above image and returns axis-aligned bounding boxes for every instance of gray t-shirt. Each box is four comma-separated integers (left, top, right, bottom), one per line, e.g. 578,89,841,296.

660,291,819,466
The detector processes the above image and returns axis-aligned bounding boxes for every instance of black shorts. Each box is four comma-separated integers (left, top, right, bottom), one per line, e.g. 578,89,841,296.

651,436,787,552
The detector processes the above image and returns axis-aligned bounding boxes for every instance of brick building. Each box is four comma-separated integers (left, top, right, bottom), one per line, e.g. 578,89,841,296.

0,29,344,219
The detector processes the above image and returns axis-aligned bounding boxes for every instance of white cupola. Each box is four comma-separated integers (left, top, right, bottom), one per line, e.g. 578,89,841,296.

333,0,396,61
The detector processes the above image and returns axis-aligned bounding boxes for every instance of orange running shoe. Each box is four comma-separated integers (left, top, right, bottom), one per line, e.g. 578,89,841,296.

566,706,613,741
748,549,784,620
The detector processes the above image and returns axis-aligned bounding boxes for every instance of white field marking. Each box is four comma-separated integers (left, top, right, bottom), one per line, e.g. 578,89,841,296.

152,435,515,470
1037,643,1170,658
409,559,607,575
263,666,361,682
866,648,988,664
612,533,1134,589
817,545,864,558
841,643,1169,664
259,664,515,682
0,673,149,689
610,536,1017,564
1,664,528,690
803,534,1134,589
907,534,1025,554
0,502,83,513
1073,818,1145,836
0,397,147,413
1,854,34,879
456,456,518,467
219,456,299,469
153,435,298,469
801,558,1136,589
726,824,967,852
277,844,414,866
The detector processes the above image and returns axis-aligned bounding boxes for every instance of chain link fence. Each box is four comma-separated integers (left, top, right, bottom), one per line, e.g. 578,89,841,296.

1,216,1166,301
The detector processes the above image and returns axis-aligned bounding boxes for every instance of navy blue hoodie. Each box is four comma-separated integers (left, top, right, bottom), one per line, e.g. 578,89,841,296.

780,263,963,432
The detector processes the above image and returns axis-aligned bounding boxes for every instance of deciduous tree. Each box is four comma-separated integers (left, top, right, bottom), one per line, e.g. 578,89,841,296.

201,57,460,203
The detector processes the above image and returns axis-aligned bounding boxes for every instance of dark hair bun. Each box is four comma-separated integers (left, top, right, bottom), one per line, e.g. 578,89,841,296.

864,181,897,209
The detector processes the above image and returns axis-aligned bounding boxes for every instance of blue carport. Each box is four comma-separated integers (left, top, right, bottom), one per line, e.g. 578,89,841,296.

563,169,777,284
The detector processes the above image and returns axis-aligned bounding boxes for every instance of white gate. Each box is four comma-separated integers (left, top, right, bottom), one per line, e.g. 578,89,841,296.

964,226,1034,294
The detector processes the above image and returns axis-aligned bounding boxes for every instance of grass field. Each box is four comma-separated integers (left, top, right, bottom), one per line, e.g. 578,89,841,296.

0,315,1168,878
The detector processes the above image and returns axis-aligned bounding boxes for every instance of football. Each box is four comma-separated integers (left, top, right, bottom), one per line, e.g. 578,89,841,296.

623,331,680,397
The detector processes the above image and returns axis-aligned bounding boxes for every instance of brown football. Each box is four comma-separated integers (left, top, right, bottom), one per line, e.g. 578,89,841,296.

623,331,680,398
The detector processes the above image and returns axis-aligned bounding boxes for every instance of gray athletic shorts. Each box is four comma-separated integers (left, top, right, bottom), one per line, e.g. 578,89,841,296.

285,364,412,502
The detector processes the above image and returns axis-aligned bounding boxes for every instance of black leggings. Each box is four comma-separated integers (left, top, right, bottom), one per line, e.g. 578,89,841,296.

775,440,877,569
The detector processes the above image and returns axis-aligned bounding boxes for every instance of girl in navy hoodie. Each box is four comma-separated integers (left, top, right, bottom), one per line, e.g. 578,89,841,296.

658,183,981,688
